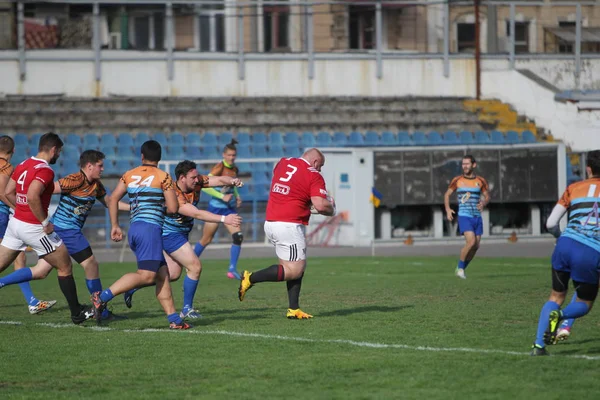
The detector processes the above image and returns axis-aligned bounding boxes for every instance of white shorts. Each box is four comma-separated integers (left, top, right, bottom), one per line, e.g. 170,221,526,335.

2,218,63,256
264,221,307,262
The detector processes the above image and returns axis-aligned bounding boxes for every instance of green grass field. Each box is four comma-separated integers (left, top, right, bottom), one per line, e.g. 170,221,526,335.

1,255,599,399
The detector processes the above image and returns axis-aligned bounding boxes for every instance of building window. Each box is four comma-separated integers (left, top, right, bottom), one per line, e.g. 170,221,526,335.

506,21,529,53
558,21,574,53
349,6,375,50
457,23,475,53
263,5,289,51
197,4,225,52
131,14,164,50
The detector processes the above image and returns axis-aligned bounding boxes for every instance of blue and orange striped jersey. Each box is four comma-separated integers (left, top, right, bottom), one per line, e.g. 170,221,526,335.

122,165,174,227
207,161,238,209
0,158,14,215
448,175,489,218
163,174,209,235
558,178,600,252
51,171,106,230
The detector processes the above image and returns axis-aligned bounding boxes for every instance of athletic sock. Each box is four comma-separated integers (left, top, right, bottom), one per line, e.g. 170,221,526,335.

229,244,241,270
86,278,103,295
19,282,39,306
194,243,205,257
287,278,303,310
182,276,199,311
0,267,33,287
535,301,560,347
250,264,285,283
57,275,82,316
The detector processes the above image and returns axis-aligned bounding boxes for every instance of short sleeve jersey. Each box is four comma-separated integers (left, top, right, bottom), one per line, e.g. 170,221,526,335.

207,161,239,209
51,171,107,230
12,157,55,224
163,174,210,235
0,158,14,215
448,175,489,218
266,157,328,225
557,178,600,252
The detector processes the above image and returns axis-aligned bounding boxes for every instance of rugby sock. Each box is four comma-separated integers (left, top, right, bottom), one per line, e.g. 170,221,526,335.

229,244,241,271
560,293,578,329
167,312,183,325
182,276,199,311
86,278,102,295
0,267,32,287
457,260,466,270
250,264,285,283
535,301,560,347
560,301,590,319
194,243,205,257
99,288,115,303
463,260,471,269
57,275,82,316
18,282,39,306
287,278,303,310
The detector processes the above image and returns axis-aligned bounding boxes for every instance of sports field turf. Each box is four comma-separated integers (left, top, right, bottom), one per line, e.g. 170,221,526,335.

1,256,599,399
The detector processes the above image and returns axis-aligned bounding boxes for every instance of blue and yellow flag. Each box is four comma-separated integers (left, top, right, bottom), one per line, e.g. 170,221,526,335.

370,187,383,208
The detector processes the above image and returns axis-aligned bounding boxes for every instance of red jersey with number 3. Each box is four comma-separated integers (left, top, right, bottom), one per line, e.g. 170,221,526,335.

266,157,328,225
12,157,55,224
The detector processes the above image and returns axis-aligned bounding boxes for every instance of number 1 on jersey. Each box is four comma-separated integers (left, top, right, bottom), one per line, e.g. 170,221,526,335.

279,164,298,182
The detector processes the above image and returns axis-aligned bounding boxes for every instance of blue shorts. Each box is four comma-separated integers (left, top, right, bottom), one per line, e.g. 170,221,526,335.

128,222,166,272
0,212,8,239
207,205,237,217
458,215,483,236
54,227,91,256
552,236,600,285
162,232,189,255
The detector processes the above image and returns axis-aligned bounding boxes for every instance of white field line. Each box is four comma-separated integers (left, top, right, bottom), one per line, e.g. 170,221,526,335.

2,320,599,361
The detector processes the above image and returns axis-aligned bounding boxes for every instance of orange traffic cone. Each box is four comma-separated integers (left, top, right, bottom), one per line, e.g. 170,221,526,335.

508,231,518,243
404,234,414,245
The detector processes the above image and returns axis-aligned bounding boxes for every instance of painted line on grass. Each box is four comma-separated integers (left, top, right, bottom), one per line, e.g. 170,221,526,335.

2,320,600,361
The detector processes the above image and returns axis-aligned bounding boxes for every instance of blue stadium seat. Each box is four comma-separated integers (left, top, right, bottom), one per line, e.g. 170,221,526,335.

100,133,117,147
153,133,168,148
364,131,380,146
442,131,460,145
253,144,268,158
381,131,397,146
186,146,202,160
236,162,252,174
63,144,81,156
203,146,221,160
237,132,251,145
100,145,116,157
133,132,150,148
316,132,332,147
30,133,42,147
428,131,443,145
116,159,133,173
268,145,285,158
522,130,537,144
14,133,28,147
66,133,81,147
505,130,521,144
61,161,80,176
474,131,491,144
269,132,284,146
397,131,411,146
348,131,364,146
253,183,270,201
163,146,185,160
82,134,100,150
169,132,184,147
201,132,218,148
103,160,118,177
412,131,428,146
284,132,300,147
13,148,28,164
333,132,348,147
459,131,474,145
186,133,202,147
253,171,271,185
252,162,270,173
252,132,268,145
284,145,302,157
117,133,134,148
218,132,233,147
490,130,506,144
236,145,252,158
301,132,316,148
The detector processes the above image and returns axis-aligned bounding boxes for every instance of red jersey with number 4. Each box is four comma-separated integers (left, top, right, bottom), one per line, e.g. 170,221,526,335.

266,157,328,225
12,157,55,224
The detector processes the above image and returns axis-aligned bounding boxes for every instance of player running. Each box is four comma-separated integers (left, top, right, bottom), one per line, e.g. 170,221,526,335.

238,148,336,319
444,155,489,279
123,160,243,319
531,150,600,356
0,132,93,324
194,139,244,280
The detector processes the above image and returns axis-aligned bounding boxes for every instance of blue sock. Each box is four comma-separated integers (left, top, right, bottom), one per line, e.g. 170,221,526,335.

167,312,183,325
86,278,103,295
194,243,205,257
99,288,115,303
19,282,39,306
464,260,471,269
229,244,241,271
535,301,560,347
182,276,199,311
0,267,33,288
457,260,466,270
560,293,578,329
560,300,590,319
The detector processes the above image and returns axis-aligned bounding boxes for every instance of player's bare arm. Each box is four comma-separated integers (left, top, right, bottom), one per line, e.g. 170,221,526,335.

108,180,127,242
52,181,61,194
207,175,243,188
477,189,490,211
99,195,130,211
311,195,335,216
164,188,179,214
178,203,242,226
444,188,455,221
0,173,14,209
27,180,53,234
4,177,16,208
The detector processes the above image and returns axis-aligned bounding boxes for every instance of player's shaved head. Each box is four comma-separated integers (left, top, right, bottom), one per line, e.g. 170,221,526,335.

302,148,325,172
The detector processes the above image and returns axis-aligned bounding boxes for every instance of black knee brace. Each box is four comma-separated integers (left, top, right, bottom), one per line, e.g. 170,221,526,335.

232,232,243,246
